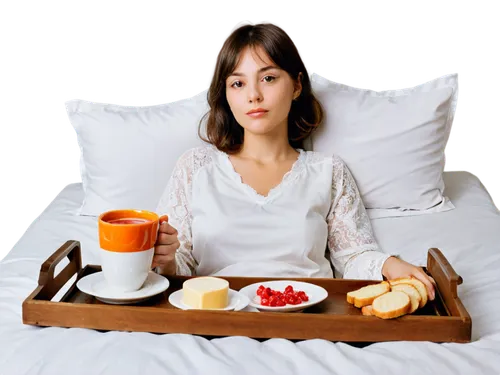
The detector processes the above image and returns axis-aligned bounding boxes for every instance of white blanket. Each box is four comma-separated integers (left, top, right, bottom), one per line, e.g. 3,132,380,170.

1,172,499,375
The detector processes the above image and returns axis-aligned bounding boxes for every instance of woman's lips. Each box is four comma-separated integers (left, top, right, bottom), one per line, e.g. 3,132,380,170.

247,111,268,118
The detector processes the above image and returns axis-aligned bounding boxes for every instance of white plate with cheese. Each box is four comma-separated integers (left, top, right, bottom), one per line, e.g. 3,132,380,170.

168,276,250,311
239,280,329,312
168,289,250,311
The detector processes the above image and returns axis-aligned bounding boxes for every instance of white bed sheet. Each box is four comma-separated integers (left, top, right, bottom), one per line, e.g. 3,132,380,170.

1,171,500,375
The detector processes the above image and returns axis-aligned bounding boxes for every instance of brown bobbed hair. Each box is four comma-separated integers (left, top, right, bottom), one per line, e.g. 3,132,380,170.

199,23,324,153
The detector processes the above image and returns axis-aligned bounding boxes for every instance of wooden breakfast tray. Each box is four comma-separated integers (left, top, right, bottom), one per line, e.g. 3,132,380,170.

22,240,471,343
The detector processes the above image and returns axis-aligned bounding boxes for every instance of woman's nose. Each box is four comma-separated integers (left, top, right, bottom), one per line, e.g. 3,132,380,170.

247,84,262,103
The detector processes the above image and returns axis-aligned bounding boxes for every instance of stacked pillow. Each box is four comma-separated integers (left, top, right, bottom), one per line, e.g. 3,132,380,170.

310,73,458,218
65,90,208,216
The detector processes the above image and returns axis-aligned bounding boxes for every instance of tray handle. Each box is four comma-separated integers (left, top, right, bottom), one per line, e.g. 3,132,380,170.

427,248,462,298
427,248,470,322
37,240,82,300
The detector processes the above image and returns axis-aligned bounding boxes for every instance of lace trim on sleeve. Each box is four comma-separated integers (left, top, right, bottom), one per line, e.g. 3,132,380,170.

156,146,214,276
326,156,390,280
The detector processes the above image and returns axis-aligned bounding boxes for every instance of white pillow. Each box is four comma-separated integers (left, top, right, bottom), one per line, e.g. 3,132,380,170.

311,73,459,219
65,91,208,216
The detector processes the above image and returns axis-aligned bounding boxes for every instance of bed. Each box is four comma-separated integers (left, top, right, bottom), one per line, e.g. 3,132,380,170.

1,171,499,375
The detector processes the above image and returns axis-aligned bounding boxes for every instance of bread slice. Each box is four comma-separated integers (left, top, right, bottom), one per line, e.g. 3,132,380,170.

346,282,390,308
389,277,428,308
372,291,411,319
361,305,373,316
390,283,421,313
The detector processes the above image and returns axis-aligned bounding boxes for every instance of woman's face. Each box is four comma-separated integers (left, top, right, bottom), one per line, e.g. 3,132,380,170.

225,46,301,138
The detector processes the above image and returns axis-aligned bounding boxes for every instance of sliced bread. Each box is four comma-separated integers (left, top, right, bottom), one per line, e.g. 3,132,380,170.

346,281,390,308
372,291,411,319
390,283,421,313
389,277,428,308
361,305,373,316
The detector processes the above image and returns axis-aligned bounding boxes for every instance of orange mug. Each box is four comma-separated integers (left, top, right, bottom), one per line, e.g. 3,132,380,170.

98,209,168,292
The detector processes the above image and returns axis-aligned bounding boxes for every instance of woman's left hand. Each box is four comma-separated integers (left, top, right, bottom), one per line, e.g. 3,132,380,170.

382,256,436,300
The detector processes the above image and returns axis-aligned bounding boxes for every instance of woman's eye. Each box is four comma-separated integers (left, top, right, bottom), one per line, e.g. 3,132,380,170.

230,76,275,88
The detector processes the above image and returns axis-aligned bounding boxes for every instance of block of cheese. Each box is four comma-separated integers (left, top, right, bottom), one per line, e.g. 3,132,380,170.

182,277,229,309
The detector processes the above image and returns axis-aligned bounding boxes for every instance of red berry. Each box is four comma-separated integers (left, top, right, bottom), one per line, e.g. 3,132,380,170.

255,285,310,307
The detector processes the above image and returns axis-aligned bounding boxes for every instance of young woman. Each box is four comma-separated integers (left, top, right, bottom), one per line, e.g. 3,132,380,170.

153,23,436,299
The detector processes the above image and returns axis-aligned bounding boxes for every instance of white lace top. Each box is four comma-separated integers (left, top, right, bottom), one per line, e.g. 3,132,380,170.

156,145,392,279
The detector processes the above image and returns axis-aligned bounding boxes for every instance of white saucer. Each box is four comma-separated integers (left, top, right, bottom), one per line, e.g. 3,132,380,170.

168,289,250,311
76,271,170,305
239,280,328,312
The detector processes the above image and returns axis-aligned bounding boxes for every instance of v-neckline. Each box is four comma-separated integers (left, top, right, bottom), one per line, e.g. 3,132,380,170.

217,148,306,203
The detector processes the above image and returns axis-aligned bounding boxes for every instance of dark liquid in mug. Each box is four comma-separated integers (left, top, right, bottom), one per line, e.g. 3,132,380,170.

107,218,151,225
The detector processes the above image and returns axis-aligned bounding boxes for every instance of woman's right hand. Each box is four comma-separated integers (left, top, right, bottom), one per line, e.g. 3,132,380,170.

152,220,180,275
